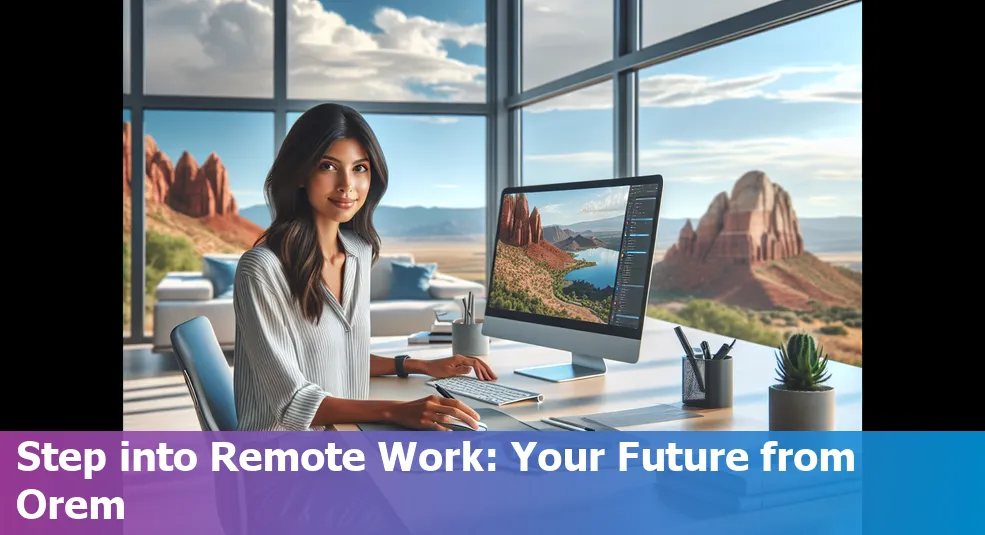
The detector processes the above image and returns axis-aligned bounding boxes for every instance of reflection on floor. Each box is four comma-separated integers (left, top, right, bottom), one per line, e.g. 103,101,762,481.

123,344,231,431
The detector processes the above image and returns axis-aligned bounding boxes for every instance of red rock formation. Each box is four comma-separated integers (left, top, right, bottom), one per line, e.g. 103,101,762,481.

499,194,515,240
529,207,542,244
499,193,547,246
651,171,859,311
144,136,175,205
122,121,241,218
665,171,803,264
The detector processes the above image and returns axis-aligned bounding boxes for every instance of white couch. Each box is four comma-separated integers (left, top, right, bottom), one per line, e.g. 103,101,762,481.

152,253,486,352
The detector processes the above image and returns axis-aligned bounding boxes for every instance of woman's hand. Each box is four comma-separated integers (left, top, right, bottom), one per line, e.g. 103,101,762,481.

423,355,497,381
386,395,482,431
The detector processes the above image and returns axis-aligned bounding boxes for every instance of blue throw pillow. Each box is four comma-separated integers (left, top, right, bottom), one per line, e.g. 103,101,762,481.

387,261,437,300
204,257,238,298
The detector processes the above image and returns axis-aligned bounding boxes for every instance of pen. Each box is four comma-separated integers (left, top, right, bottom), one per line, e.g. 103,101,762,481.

674,326,705,392
550,418,595,431
541,418,587,431
700,341,712,360
434,384,456,400
714,339,736,360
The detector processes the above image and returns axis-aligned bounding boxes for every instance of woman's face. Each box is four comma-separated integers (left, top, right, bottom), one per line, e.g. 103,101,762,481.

306,138,371,224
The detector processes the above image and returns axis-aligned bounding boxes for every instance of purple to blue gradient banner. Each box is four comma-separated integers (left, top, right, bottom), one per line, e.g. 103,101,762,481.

1,431,982,534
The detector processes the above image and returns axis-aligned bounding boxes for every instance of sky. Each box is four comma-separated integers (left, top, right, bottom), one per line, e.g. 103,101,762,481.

124,0,862,219
513,186,631,227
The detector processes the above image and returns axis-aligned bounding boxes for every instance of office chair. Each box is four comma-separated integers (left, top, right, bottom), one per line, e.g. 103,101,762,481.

170,315,237,431
170,316,247,535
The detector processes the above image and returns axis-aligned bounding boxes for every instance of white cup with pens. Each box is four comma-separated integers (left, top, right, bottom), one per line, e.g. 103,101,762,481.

453,292,488,357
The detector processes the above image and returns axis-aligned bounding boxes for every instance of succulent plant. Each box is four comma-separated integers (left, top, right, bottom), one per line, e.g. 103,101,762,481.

774,332,831,391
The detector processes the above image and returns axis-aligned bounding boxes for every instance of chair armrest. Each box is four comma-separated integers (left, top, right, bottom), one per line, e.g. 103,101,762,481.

155,272,214,301
428,272,485,300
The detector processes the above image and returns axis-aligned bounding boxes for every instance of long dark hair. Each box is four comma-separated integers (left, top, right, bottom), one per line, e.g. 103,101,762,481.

255,103,388,324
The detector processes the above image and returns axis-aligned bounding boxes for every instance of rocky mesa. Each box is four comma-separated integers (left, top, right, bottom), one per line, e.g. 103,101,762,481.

498,193,572,270
123,121,263,252
650,171,861,311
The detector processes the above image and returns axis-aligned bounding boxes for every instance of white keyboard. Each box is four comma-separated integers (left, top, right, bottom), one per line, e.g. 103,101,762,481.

426,376,544,406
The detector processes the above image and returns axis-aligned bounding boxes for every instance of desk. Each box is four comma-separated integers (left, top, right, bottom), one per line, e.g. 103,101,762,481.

336,318,862,431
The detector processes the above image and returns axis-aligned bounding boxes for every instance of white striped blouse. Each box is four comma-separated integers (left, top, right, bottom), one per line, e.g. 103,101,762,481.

232,229,372,431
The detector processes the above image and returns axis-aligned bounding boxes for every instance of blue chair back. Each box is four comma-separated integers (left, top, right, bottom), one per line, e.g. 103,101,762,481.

170,316,237,431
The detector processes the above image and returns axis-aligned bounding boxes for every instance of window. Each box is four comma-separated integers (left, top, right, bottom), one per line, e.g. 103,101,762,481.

287,111,488,284
123,0,130,93
143,0,274,97
123,108,131,337
287,1,486,102
639,5,862,366
138,111,274,336
522,0,612,90
642,0,782,47
521,80,614,186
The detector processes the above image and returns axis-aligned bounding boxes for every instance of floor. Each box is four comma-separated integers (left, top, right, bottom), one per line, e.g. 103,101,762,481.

123,344,220,430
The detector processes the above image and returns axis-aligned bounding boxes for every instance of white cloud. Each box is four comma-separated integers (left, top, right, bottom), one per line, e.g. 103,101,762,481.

528,136,862,184
538,203,562,213
581,188,629,213
521,0,613,89
527,65,862,112
142,0,486,101
641,0,785,46
138,0,860,112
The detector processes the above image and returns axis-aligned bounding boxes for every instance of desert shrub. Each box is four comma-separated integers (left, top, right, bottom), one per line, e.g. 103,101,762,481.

784,317,798,327
760,315,772,325
145,231,200,295
651,300,781,347
799,314,814,323
843,319,862,328
819,325,848,336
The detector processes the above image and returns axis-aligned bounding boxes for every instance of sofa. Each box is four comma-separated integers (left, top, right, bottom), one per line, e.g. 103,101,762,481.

152,252,486,352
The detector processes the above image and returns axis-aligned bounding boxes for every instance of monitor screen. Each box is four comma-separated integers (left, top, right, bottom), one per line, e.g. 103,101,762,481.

486,176,663,339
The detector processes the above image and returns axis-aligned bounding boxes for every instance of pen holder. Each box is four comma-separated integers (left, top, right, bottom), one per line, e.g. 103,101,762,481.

452,319,489,357
682,355,733,409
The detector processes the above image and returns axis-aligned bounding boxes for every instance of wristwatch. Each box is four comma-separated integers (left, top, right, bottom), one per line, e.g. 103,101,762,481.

394,355,411,378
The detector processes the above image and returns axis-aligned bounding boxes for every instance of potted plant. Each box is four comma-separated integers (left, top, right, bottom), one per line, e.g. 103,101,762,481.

769,332,835,430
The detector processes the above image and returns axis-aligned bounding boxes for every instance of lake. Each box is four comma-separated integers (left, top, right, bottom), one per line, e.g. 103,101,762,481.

565,247,620,290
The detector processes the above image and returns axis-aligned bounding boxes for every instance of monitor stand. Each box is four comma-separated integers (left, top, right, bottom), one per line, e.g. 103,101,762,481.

514,353,607,383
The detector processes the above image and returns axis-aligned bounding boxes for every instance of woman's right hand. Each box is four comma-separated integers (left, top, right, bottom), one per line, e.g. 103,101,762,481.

387,395,481,431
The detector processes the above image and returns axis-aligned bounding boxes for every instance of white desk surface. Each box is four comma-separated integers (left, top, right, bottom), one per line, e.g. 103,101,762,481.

336,318,862,431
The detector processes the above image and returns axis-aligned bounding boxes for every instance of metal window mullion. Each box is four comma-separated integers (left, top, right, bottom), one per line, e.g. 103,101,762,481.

614,0,640,178
129,0,147,344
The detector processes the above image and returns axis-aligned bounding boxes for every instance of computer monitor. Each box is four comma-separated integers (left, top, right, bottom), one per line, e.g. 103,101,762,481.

481,175,664,383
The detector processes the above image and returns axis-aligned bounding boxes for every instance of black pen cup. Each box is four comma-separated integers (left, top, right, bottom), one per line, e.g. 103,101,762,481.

682,355,733,409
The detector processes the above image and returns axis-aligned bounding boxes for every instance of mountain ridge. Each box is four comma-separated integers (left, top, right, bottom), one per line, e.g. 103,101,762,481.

240,203,861,252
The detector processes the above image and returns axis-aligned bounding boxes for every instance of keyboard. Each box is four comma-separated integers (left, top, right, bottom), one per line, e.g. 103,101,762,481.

425,376,544,406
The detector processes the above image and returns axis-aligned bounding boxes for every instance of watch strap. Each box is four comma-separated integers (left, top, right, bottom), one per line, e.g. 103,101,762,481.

395,355,410,378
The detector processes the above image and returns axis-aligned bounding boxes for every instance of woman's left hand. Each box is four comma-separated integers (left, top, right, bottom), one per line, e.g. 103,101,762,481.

423,355,498,381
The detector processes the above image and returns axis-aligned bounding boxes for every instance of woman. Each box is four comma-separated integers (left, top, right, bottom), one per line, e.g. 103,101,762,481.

233,102,496,432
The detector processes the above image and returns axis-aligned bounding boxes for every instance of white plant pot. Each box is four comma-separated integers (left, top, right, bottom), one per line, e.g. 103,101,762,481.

768,385,836,431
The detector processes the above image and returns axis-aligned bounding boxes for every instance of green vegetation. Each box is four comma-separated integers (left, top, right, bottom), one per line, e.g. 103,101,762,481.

819,325,848,336
557,279,612,321
774,332,831,391
808,301,861,324
647,300,781,347
145,231,199,292
488,278,569,318
122,231,201,329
